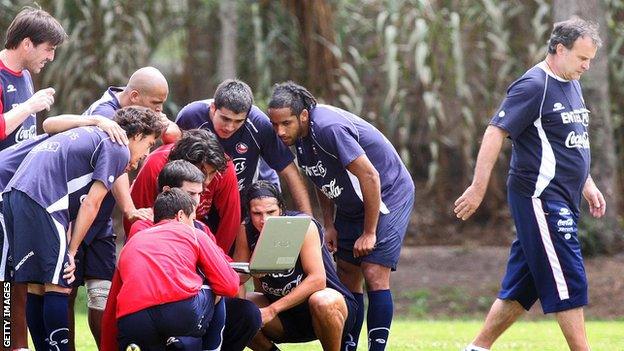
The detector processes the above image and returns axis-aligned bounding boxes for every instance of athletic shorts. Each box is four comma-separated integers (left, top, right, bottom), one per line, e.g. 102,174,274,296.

73,234,116,286
0,201,11,281
498,188,588,314
3,190,71,287
335,194,414,270
117,287,215,350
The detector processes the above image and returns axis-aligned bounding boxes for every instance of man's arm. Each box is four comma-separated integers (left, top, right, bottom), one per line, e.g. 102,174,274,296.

453,125,508,220
345,154,381,258
582,175,606,218
111,174,152,224
68,181,110,256
260,223,326,324
160,113,182,144
42,114,128,145
315,187,338,252
1,88,54,139
279,162,312,215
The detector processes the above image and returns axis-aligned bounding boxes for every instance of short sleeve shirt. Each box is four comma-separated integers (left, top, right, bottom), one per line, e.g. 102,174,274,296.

489,63,590,211
175,99,294,190
295,105,414,219
0,60,36,151
5,127,129,228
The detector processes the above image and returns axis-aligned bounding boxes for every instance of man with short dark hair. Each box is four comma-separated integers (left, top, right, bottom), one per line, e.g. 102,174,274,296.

114,188,239,350
175,79,312,214
0,7,66,151
454,17,604,351
2,106,165,351
0,7,66,349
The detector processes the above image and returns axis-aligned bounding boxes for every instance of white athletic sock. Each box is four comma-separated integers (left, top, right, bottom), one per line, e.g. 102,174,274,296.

464,344,490,351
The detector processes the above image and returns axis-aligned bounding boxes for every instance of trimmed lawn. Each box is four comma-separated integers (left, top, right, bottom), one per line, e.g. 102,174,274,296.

72,316,623,350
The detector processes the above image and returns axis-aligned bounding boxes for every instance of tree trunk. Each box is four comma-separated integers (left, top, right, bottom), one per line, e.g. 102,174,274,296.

218,1,238,81
552,1,622,252
283,0,339,98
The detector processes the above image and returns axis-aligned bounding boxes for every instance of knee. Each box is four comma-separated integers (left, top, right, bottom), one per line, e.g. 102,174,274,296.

85,279,111,311
230,298,262,331
309,290,347,320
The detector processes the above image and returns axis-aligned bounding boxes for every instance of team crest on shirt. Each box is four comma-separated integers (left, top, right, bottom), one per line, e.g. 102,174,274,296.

559,207,571,216
236,142,248,154
6,84,17,93
553,102,565,111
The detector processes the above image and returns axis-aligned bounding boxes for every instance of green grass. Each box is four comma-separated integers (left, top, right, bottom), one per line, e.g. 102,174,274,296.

71,316,624,350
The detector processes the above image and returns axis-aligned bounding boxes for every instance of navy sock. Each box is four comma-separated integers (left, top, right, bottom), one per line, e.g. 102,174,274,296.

202,297,226,350
43,291,70,351
343,292,364,350
26,293,47,351
367,289,393,351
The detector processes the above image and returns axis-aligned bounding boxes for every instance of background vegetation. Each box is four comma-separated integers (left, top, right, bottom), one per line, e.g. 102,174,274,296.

1,0,622,253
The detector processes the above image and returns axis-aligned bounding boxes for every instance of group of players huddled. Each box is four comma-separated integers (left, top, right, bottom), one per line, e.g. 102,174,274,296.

1,7,415,351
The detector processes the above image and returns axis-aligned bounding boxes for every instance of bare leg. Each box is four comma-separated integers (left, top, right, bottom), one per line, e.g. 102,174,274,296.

11,283,29,349
471,298,525,349
556,307,590,351
88,308,103,347
337,259,364,293
68,287,78,351
309,288,348,351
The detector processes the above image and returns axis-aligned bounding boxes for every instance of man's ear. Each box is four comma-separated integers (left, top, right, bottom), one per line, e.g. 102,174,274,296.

176,209,185,222
129,90,141,103
161,185,171,193
300,109,309,124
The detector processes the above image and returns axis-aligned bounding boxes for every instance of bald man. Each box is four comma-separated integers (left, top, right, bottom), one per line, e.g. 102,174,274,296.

41,67,181,349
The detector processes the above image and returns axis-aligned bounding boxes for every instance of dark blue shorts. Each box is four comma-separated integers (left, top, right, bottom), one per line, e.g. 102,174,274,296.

73,233,116,286
0,202,10,281
498,189,588,314
3,190,71,287
117,288,215,351
335,194,414,270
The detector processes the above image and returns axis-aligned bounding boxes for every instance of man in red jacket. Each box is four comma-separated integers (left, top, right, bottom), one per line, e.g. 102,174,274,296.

116,188,239,350
102,160,261,351
128,128,240,252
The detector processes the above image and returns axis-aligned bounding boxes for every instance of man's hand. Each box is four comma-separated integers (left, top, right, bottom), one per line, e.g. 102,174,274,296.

96,116,128,145
353,231,376,258
260,305,278,326
324,226,338,253
125,208,153,223
25,87,55,114
454,184,487,221
63,253,76,284
583,177,606,218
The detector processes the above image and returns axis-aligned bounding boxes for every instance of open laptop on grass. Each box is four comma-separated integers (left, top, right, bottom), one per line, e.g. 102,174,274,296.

231,216,311,274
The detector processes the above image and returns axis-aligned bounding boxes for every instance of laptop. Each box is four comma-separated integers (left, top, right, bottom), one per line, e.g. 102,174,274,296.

230,216,311,274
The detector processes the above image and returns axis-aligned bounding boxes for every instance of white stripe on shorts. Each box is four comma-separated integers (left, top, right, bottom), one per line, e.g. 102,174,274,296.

531,198,569,300
0,213,7,281
51,216,67,285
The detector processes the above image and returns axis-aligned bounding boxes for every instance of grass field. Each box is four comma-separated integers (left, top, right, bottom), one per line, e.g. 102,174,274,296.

72,313,624,350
